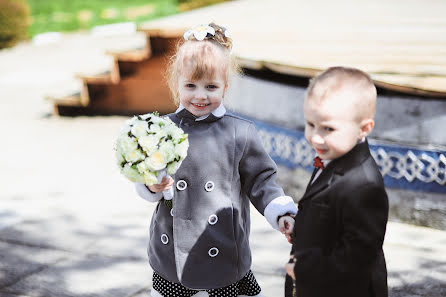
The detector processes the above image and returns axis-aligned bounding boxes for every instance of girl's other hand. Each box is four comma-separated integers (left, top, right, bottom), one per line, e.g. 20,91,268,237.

148,177,174,192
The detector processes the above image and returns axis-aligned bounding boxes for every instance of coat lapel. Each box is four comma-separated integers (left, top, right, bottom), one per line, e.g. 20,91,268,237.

300,140,371,203
300,164,336,202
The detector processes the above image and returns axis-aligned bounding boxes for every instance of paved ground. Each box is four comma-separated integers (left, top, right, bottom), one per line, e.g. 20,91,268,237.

1,31,446,297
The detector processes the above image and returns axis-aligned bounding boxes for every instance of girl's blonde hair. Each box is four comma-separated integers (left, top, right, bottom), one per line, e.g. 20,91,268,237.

166,23,240,105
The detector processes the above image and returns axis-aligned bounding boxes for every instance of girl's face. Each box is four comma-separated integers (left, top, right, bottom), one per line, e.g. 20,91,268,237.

177,69,227,118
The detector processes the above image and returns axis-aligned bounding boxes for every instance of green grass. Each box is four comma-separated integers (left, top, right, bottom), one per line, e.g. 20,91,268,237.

27,0,179,37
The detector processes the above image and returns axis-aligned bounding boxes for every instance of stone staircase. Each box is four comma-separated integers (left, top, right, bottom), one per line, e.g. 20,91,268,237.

47,32,181,116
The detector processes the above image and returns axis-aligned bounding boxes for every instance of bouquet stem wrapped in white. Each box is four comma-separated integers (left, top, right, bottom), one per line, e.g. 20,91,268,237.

115,112,189,201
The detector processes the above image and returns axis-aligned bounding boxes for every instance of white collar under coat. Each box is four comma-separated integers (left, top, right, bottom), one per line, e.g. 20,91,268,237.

175,103,226,121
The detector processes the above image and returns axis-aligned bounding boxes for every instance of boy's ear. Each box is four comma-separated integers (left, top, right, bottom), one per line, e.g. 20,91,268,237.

359,118,374,139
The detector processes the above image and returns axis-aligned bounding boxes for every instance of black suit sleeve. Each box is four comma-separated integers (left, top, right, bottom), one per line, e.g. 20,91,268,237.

293,182,388,285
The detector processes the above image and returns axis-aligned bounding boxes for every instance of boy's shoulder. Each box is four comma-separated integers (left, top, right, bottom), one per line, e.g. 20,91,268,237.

333,141,385,188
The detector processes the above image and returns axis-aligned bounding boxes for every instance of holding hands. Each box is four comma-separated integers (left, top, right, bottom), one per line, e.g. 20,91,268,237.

279,215,295,243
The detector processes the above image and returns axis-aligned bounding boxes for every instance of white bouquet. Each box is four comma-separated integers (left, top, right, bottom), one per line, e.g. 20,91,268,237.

115,112,189,201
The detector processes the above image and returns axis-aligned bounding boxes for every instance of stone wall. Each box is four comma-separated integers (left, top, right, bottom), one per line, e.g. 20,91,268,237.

225,72,446,230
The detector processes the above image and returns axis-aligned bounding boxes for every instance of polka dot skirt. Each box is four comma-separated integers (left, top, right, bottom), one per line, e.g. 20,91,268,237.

153,270,261,297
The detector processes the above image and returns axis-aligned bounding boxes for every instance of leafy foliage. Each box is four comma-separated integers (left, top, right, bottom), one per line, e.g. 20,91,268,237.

0,0,30,49
26,0,178,37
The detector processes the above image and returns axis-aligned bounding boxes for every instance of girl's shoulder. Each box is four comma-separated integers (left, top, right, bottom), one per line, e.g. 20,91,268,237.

223,112,254,127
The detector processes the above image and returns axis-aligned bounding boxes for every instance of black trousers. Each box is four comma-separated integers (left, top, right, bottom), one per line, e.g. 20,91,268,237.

284,274,295,297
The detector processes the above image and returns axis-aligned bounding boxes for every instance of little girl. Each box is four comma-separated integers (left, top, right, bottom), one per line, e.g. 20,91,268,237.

135,23,297,297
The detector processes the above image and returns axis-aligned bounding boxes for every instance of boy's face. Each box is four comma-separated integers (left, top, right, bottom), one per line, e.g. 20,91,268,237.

177,67,227,117
304,92,371,160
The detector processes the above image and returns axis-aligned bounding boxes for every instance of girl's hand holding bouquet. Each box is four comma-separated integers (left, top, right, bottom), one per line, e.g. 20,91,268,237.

115,112,188,205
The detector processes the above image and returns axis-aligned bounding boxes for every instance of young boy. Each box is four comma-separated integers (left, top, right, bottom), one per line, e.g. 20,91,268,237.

285,66,389,297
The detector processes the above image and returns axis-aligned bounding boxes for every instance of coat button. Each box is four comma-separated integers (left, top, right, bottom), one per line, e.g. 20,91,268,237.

208,247,219,257
208,214,218,225
176,180,187,191
204,181,214,192
161,234,169,245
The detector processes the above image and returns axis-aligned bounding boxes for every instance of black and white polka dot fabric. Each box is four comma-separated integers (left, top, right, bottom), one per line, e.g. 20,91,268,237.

153,270,261,297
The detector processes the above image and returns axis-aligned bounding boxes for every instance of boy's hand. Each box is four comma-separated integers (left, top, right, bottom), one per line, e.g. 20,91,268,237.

148,177,174,193
279,215,295,243
285,255,296,280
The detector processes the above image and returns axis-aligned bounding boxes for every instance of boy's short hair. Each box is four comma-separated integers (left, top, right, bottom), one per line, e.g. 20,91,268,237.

306,66,377,120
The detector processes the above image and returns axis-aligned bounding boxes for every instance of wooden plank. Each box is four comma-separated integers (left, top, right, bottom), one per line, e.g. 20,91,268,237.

372,74,446,96
45,92,83,107
138,0,446,96
106,47,151,62
86,55,177,114
75,71,114,84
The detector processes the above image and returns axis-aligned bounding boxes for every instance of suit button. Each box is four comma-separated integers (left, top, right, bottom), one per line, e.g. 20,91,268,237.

205,181,214,192
170,209,174,217
176,180,187,191
208,247,219,257
161,234,169,245
208,214,218,225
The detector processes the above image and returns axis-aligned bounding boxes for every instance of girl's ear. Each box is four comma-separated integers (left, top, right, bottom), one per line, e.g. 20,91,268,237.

359,118,374,139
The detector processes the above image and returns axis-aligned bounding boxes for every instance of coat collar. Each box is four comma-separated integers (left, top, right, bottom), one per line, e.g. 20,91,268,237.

175,104,226,124
300,140,371,202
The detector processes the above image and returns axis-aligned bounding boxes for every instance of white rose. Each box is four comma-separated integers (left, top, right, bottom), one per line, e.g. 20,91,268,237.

164,124,179,138
163,117,174,125
138,134,159,154
116,146,125,166
119,135,138,153
150,115,162,124
140,113,152,120
154,129,167,140
125,116,137,126
159,140,175,163
143,171,158,186
149,123,161,133
119,123,131,136
130,120,148,138
173,130,187,143
122,164,144,183
175,140,189,160
145,151,166,171
125,148,145,163
167,160,182,175
136,161,149,174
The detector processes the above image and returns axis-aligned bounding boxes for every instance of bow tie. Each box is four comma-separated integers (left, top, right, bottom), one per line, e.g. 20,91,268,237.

313,156,325,170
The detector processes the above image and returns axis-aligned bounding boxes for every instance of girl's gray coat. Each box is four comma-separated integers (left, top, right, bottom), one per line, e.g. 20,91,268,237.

145,110,287,289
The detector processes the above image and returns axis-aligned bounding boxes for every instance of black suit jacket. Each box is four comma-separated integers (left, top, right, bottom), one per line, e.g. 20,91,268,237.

286,140,388,297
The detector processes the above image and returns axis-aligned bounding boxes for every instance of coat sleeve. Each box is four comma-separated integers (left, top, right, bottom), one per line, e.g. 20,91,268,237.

239,123,297,229
293,182,388,285
135,183,163,202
